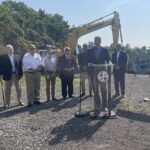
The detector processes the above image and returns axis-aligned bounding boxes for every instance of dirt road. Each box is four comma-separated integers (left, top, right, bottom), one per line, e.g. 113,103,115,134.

0,74,150,150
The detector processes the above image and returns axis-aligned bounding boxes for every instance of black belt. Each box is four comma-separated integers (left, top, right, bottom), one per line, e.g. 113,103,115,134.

26,71,40,73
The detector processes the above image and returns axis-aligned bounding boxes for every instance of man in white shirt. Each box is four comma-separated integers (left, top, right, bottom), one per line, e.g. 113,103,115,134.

23,44,42,107
1,45,24,108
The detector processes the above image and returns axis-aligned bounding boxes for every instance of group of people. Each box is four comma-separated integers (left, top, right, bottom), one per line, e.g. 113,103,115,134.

0,44,77,108
0,36,127,118
78,36,127,117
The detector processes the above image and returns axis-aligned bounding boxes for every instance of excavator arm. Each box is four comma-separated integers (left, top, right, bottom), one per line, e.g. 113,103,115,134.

65,11,122,54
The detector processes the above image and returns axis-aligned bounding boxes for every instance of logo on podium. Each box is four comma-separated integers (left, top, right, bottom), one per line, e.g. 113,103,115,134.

98,71,109,82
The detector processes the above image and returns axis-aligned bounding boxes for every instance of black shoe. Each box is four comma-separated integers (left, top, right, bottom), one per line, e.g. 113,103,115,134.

80,92,85,97
90,112,99,120
63,97,66,100
89,94,93,97
113,93,120,97
121,95,125,98
69,96,75,98
52,98,57,101
34,101,41,105
27,103,33,107
47,99,50,102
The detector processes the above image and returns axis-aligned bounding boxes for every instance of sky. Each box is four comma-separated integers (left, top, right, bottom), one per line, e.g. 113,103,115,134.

0,0,150,48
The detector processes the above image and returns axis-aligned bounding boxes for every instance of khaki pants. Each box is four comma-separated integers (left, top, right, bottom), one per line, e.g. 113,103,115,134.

45,72,56,100
25,72,41,104
80,72,92,95
5,73,21,105
92,69,107,115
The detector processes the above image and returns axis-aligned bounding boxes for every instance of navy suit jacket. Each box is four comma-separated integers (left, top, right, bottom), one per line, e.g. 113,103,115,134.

1,54,23,81
0,55,3,75
87,46,110,76
112,51,127,74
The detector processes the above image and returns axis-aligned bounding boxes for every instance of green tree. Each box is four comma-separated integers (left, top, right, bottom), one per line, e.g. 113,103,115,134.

0,0,70,55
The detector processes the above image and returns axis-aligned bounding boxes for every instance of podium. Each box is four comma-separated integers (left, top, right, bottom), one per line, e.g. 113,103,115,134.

88,63,116,119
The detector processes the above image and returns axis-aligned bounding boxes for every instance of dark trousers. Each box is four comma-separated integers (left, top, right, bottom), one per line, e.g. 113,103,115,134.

61,76,74,98
114,72,125,95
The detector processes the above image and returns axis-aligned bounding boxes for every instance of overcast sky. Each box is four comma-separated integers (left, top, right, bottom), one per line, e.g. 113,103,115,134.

1,0,150,48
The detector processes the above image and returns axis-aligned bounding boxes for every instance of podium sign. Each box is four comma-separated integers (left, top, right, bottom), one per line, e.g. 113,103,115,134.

88,63,116,118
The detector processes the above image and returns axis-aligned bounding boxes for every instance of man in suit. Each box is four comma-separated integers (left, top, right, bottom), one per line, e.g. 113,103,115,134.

88,36,110,117
1,45,24,108
112,44,127,98
78,43,93,96
58,47,77,99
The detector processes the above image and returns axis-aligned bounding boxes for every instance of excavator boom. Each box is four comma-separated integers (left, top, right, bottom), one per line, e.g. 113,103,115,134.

65,11,122,54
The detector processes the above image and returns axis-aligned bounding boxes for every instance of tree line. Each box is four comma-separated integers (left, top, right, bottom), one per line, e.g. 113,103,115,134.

0,0,70,55
0,0,150,64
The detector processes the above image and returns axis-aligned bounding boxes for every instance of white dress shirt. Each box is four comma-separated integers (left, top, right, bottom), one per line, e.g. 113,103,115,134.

23,53,42,71
8,54,15,72
116,51,120,64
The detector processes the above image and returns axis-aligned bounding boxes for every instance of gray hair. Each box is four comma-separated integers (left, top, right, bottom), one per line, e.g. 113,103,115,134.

29,44,36,49
6,45,14,50
64,47,70,52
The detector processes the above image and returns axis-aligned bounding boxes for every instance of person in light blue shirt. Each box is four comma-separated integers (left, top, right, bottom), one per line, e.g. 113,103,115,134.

42,48,57,101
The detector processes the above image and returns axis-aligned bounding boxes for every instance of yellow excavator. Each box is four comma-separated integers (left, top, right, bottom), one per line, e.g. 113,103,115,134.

56,11,123,56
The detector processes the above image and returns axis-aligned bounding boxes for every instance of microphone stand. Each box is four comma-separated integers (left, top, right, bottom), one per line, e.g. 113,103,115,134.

75,69,86,118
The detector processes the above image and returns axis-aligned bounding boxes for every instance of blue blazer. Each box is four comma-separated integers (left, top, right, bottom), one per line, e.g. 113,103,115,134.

112,51,127,73
0,55,3,75
1,54,23,81
87,46,110,76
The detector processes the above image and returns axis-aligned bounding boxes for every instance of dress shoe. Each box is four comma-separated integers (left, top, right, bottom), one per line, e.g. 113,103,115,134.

27,103,33,107
47,98,50,102
113,93,120,97
89,94,93,97
34,101,41,105
18,101,24,106
63,97,66,100
4,104,9,109
90,112,99,120
80,92,85,97
121,95,126,98
69,96,75,98
52,98,58,101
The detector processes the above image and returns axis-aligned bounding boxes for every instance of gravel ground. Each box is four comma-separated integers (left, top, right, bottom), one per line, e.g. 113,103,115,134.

0,74,150,150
